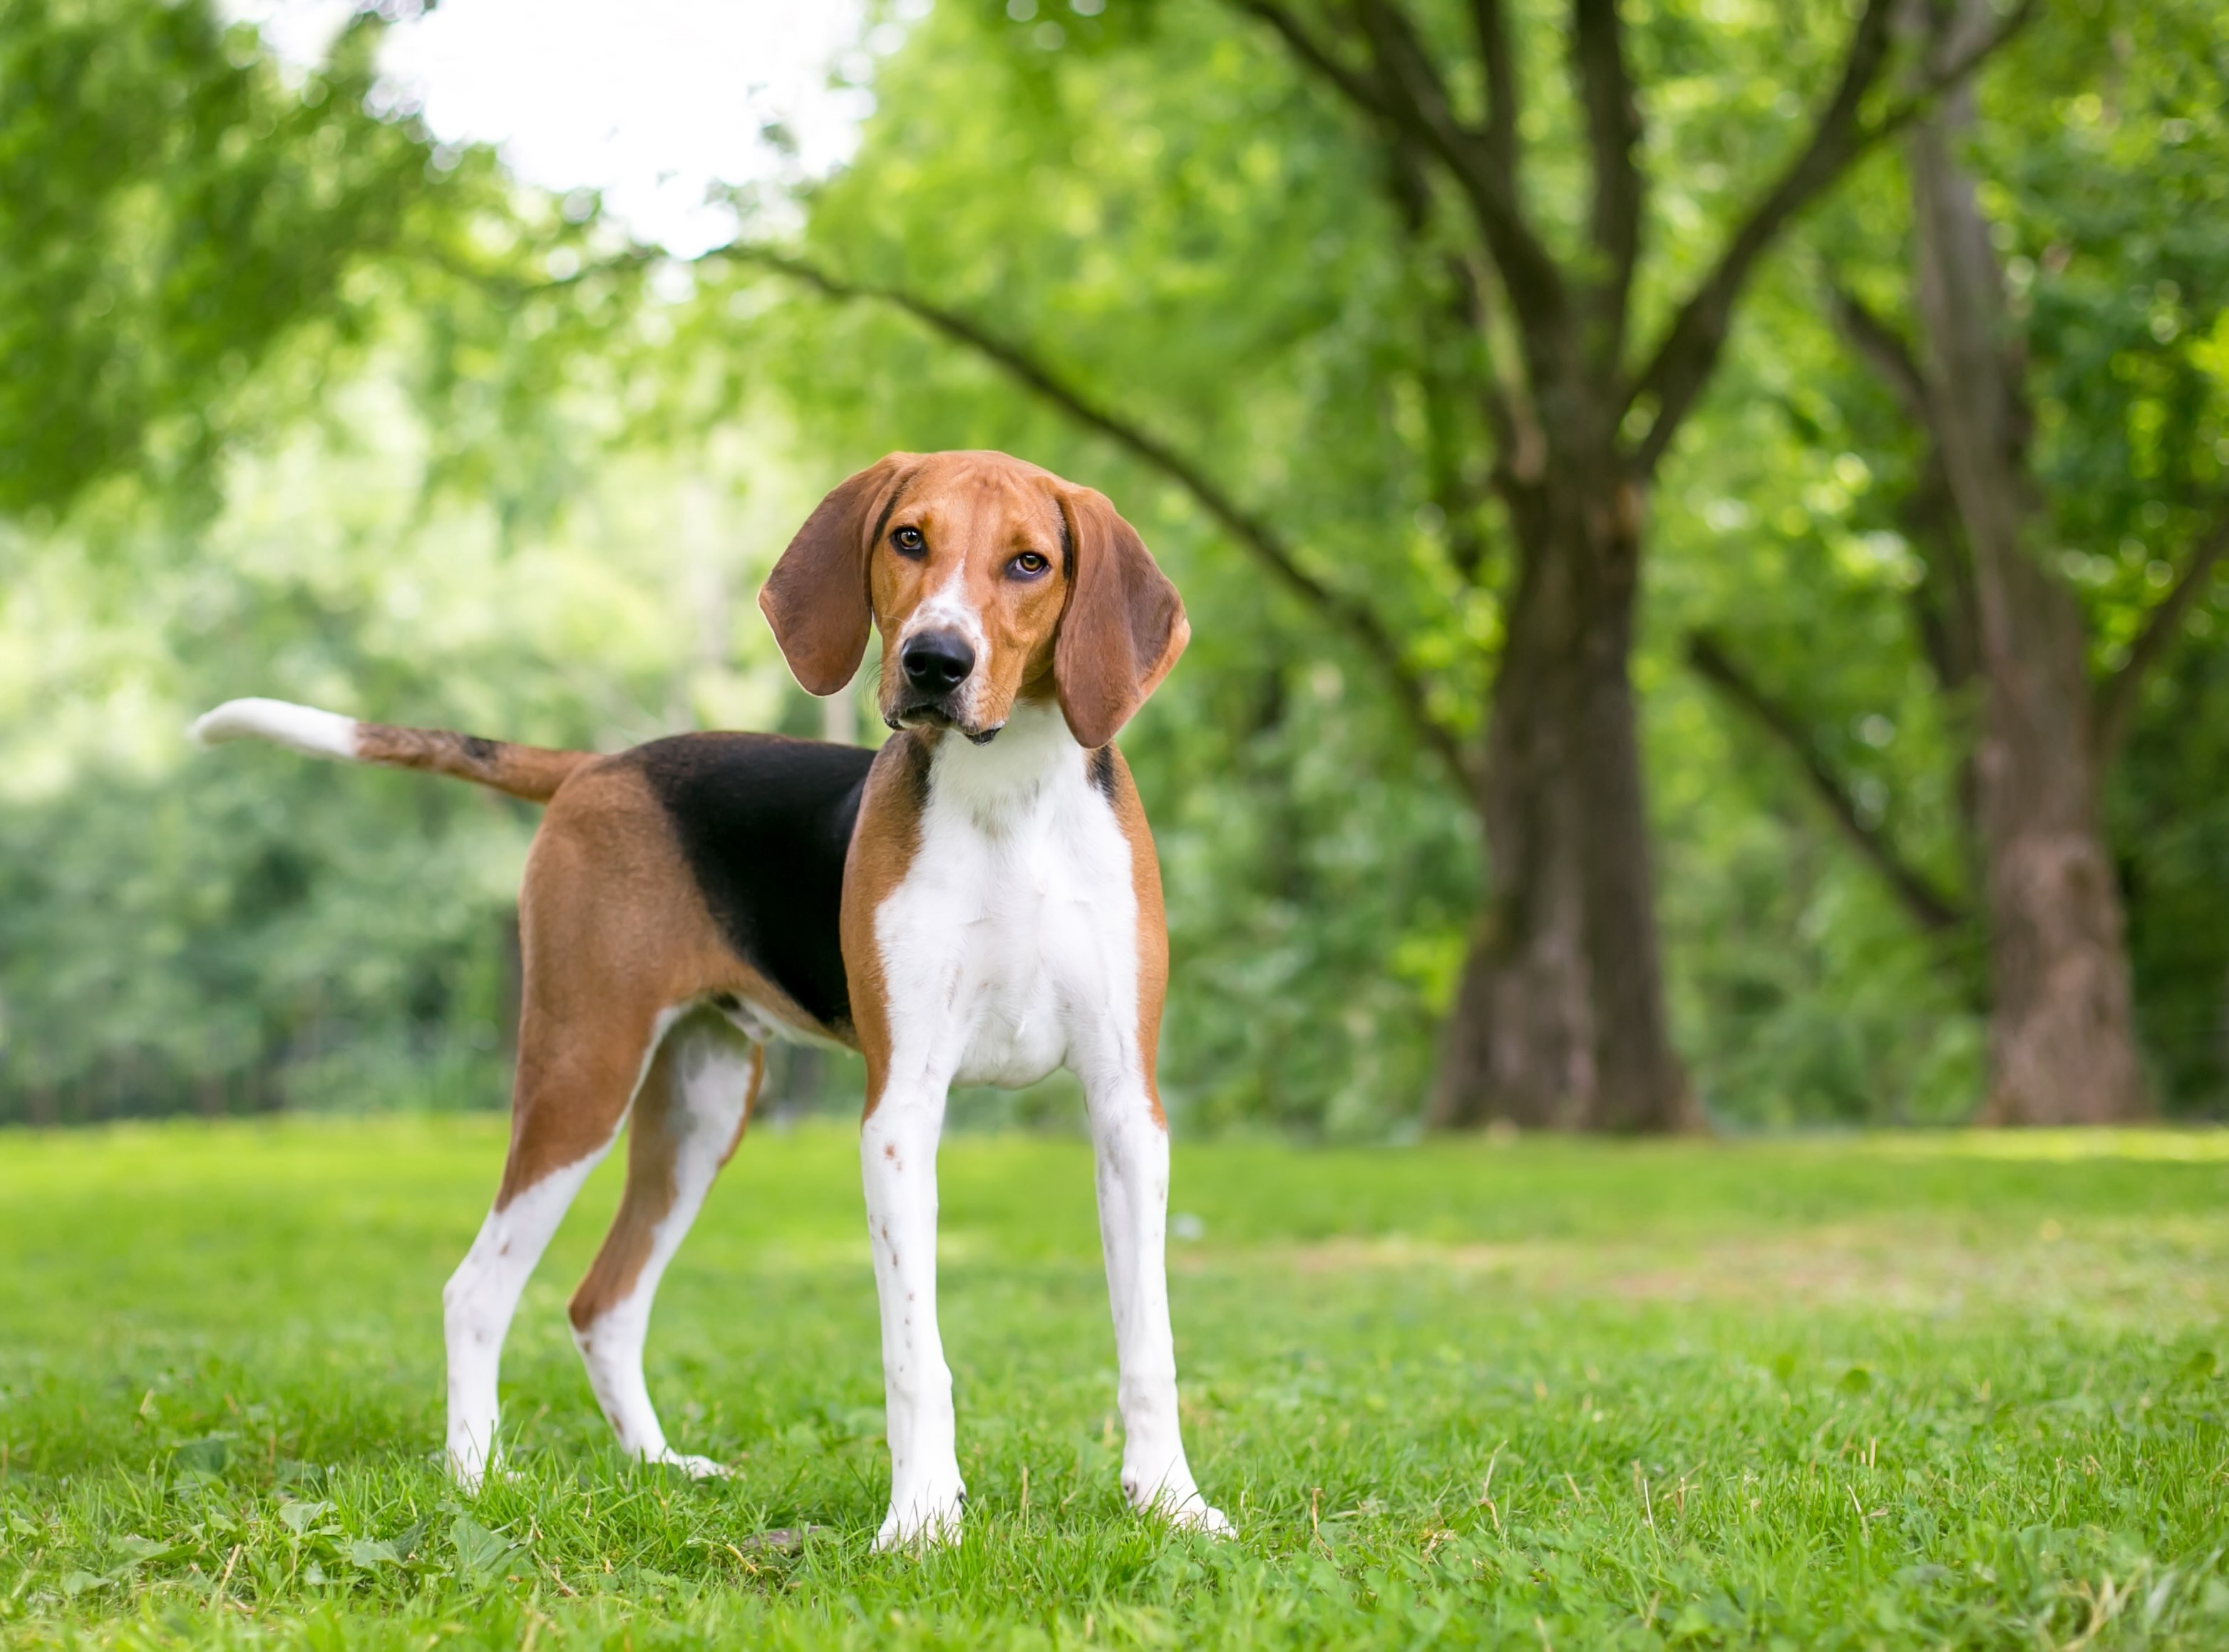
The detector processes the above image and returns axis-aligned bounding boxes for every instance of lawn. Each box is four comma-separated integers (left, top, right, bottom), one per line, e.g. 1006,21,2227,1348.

0,1117,2224,1649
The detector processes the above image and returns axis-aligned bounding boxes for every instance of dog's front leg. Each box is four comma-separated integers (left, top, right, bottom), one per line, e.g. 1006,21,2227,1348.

1085,1080,1232,1535
860,1078,965,1548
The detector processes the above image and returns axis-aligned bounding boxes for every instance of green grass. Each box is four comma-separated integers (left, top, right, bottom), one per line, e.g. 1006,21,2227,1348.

1,1118,2226,1649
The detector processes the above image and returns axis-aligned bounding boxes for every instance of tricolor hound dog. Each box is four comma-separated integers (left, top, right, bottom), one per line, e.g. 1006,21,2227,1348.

192,450,1228,1546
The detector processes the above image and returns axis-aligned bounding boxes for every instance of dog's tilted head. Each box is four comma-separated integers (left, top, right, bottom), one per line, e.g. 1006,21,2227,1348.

757,450,1188,748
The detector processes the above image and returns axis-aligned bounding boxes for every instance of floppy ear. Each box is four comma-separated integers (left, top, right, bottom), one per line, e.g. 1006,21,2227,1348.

758,455,915,694
1053,485,1189,749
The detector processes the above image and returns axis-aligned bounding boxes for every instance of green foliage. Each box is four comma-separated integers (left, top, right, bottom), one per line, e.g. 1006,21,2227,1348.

0,327,815,1121
1991,1,2229,1110
1698,0,2229,1116
0,0,686,1125
0,0,435,520
713,0,2105,1128
4,1119,2228,1646
4,0,2226,1131
2119,641,2229,1107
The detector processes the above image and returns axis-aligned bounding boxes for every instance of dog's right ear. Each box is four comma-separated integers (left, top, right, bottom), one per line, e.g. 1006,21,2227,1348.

758,455,915,694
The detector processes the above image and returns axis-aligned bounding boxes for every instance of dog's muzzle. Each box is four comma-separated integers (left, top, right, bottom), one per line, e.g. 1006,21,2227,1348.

890,629,1002,743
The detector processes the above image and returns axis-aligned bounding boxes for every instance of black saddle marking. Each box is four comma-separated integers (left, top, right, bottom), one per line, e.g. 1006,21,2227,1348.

632,733,875,1033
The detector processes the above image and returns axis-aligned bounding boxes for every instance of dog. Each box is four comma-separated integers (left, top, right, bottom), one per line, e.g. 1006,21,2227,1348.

192,450,1229,1545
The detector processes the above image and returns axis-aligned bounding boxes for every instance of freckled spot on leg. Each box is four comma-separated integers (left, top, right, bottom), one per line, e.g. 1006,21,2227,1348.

883,1142,897,1161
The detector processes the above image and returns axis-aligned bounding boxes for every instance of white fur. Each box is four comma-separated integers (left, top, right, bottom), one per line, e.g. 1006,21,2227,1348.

572,1018,757,1477
862,700,1227,1547
896,562,994,731
443,1144,611,1487
190,697,361,762
439,1006,693,1486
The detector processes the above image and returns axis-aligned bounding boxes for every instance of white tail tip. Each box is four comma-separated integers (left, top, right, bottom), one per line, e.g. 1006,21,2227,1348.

190,697,362,761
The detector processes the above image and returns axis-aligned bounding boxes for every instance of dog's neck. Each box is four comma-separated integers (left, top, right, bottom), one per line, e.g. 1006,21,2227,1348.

920,697,1085,825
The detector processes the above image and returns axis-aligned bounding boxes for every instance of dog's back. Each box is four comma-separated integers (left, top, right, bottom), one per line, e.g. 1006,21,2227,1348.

626,733,874,1035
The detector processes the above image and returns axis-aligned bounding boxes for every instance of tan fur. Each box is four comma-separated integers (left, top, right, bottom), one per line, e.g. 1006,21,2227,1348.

763,452,1185,750
567,1033,766,1331
355,723,592,803
840,733,933,1120
495,761,828,1207
757,455,916,696
1051,486,1190,750
565,1036,683,1331
1103,747,1172,1127
868,457,1072,733
723,1040,768,1166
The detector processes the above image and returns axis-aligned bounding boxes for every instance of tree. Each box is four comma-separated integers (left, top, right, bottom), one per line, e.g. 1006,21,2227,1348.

1689,0,2229,1123
719,0,2027,1129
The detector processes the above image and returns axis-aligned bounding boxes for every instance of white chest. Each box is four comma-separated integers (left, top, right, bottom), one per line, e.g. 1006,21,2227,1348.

872,711,1142,1091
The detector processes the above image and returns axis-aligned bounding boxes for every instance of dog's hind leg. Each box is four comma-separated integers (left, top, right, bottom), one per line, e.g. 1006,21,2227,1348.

443,1000,669,1490
567,1015,761,1476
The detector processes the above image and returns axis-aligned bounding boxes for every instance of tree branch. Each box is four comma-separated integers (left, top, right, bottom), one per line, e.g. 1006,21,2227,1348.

2092,510,2229,765
1686,629,1967,934
1354,0,1568,329
713,243,1478,786
1232,0,1391,128
1380,133,1505,581
1625,0,2037,478
1868,0,2042,145
1572,0,1643,371
1468,0,1519,185
1234,0,1567,334
1827,282,1932,430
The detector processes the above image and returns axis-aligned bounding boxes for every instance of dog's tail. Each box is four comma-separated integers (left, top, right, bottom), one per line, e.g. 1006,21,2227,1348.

190,697,593,804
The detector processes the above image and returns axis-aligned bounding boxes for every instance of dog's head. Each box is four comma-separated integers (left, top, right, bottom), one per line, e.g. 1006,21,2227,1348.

758,450,1188,748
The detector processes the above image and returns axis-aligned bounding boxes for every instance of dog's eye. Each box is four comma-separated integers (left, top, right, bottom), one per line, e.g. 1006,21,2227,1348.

891,526,926,557
1009,551,1050,578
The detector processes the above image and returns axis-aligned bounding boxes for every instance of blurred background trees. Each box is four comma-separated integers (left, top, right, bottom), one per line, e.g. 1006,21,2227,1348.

2,0,2223,1133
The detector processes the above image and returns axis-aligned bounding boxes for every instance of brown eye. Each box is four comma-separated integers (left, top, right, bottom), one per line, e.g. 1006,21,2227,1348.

891,525,925,557
1009,550,1050,577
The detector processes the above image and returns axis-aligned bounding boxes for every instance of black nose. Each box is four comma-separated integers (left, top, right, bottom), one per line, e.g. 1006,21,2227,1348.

901,630,976,694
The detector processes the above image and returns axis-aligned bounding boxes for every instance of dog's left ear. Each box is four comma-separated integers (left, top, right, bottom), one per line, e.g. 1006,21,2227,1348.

1053,485,1188,749
759,454,915,694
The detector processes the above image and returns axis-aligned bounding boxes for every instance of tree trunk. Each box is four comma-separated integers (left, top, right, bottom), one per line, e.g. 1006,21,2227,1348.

1565,479,1692,1130
1431,523,1593,1129
1908,2,2147,1125
1430,453,1691,1132
1967,553,2144,1123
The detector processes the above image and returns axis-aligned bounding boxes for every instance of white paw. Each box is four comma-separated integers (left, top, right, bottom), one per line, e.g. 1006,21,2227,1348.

447,1457,531,1492
1165,1497,1235,1538
647,1450,729,1480
872,1482,967,1551
446,1445,496,1492
1126,1470,1234,1538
